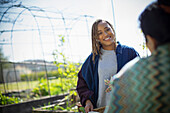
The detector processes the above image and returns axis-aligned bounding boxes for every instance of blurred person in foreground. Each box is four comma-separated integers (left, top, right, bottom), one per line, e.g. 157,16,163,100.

104,1,170,113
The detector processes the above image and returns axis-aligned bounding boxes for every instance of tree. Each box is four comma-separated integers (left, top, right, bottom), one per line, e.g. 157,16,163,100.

0,48,10,69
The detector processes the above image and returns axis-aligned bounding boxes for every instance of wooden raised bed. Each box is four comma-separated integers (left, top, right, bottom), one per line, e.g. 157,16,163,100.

32,93,80,113
0,93,68,113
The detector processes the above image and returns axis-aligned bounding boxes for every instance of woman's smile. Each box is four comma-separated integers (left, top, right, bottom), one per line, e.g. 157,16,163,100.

103,36,112,41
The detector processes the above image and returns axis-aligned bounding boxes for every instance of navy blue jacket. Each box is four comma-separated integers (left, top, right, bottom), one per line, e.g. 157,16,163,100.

76,43,140,108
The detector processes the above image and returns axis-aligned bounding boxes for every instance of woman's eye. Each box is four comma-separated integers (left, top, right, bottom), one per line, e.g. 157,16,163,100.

106,28,110,31
98,32,102,35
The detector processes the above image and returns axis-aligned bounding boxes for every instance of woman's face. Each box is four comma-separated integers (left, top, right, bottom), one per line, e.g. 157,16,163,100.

97,21,116,50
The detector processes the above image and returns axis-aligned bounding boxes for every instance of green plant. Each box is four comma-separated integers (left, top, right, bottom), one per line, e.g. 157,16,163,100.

52,35,80,93
32,76,79,97
51,35,80,111
32,78,48,97
79,107,85,113
32,35,81,111
0,92,22,105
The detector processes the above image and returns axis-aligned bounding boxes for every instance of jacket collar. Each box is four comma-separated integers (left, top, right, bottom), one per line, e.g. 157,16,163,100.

116,41,123,54
94,42,123,62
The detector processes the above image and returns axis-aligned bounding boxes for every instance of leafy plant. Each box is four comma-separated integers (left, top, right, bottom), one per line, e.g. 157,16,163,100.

0,92,22,105
79,107,85,113
32,78,48,97
32,35,81,111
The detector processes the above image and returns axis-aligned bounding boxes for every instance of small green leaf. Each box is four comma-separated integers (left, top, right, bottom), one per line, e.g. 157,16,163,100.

79,107,85,113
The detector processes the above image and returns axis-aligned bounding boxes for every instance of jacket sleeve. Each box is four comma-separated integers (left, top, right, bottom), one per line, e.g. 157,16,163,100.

76,69,95,107
131,47,140,58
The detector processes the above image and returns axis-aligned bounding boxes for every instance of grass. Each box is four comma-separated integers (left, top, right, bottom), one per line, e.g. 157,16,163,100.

0,79,61,93
0,80,39,93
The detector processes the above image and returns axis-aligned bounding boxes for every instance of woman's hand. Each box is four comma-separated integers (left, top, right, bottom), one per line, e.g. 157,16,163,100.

85,100,93,113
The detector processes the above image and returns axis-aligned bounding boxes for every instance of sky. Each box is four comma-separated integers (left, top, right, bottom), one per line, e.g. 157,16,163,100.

0,0,155,63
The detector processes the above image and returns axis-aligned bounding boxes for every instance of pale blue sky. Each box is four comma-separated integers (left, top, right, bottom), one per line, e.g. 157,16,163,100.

0,0,155,63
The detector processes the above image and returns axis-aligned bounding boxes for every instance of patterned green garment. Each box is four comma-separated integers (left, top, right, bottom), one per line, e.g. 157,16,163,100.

104,43,170,113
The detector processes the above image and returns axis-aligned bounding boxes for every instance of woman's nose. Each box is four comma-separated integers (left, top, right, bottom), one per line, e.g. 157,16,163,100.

103,31,108,36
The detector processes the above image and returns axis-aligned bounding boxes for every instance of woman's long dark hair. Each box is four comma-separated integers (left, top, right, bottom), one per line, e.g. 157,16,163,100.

139,2,170,46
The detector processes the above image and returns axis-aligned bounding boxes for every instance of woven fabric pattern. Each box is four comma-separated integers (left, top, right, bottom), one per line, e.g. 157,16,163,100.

105,43,170,113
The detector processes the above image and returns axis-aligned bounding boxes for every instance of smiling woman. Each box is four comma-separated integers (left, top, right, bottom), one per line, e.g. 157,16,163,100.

97,20,116,50
76,19,140,113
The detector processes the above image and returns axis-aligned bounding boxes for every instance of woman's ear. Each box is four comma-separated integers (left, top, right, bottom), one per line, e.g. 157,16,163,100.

146,35,157,53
